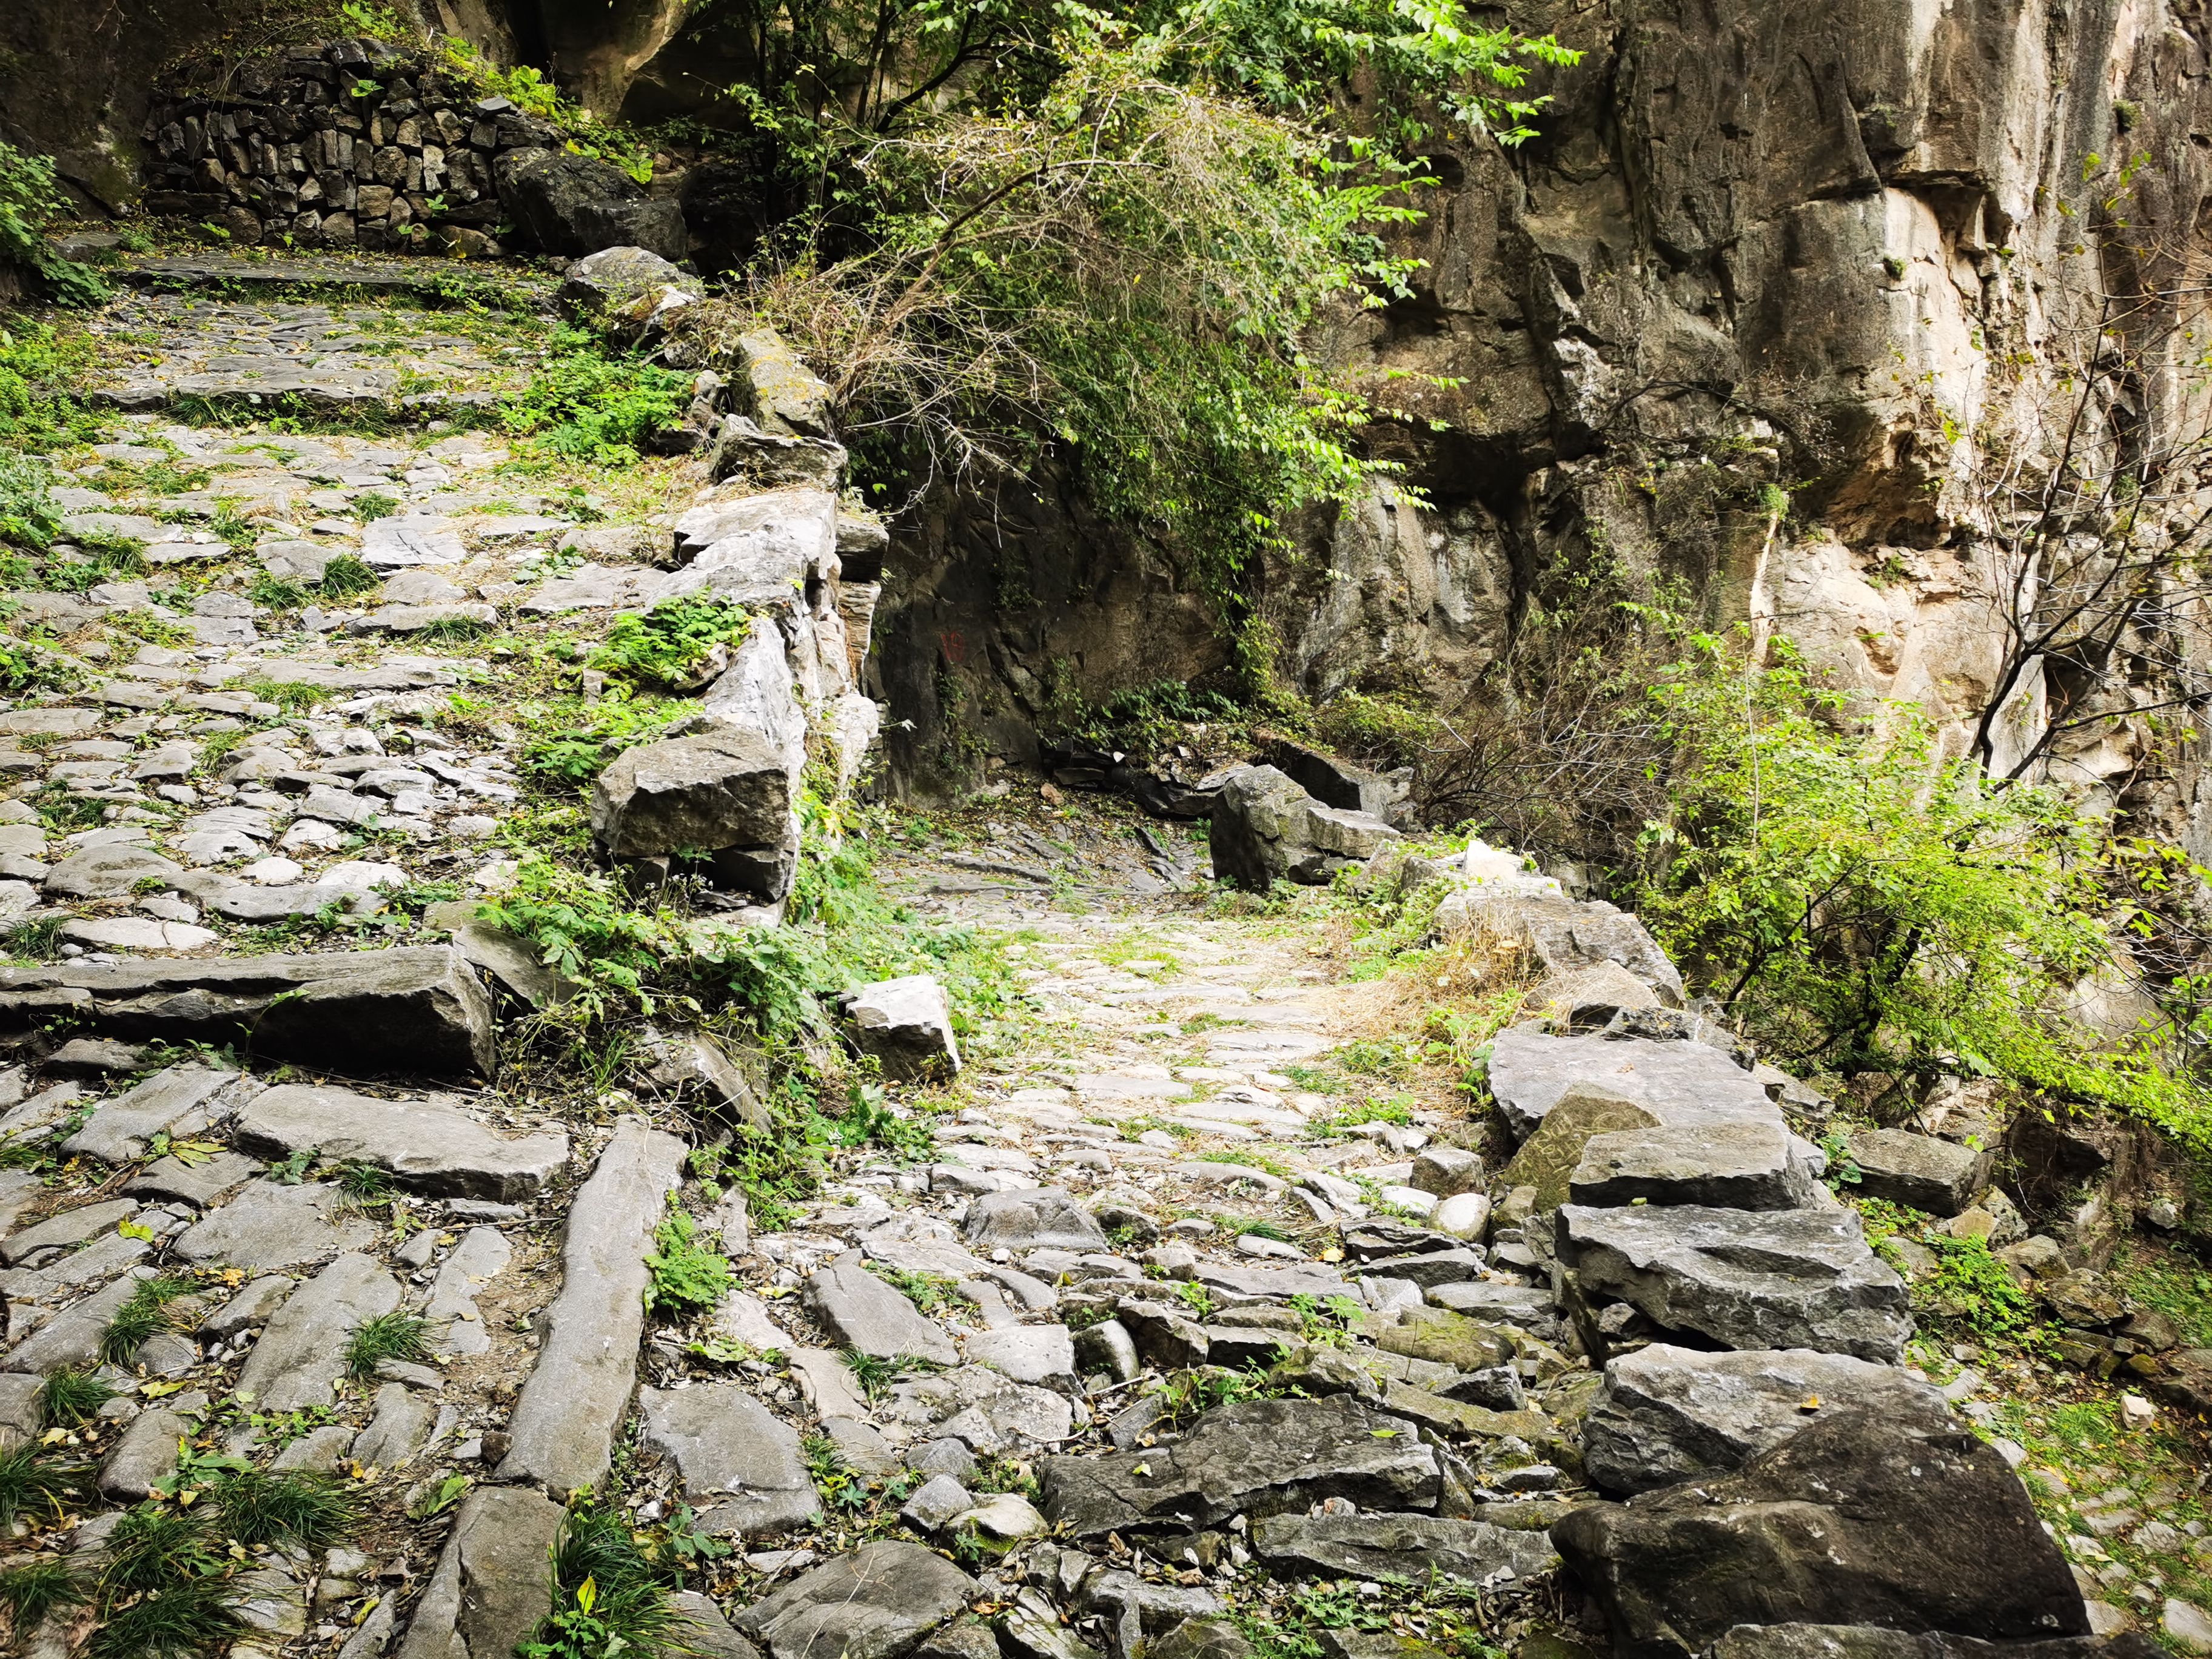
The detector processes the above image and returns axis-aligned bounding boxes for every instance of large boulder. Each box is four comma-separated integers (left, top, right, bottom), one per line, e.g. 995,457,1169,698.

1435,893,1684,1005
842,976,960,1081
732,329,833,437
590,729,798,900
1209,765,1400,891
1580,1344,1954,1495
1487,1025,1774,1142
1551,1409,2089,1658
1569,1119,1823,1211
574,199,688,261
494,148,645,255
1038,1395,1439,1538
558,244,700,335
1560,1202,1912,1362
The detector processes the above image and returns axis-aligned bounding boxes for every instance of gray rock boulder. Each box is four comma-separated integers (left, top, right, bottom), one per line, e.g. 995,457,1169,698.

1552,1409,2089,1658
843,976,960,1081
964,1188,1107,1252
494,148,644,255
233,1252,400,1412
558,245,699,323
1710,1629,2157,1659
640,1384,821,1536
573,199,688,261
0,946,495,1079
61,1063,235,1163
1560,1203,1912,1362
43,842,186,900
590,729,797,900
394,1485,567,1659
733,1539,977,1659
1848,1128,1988,1217
1208,765,1399,891
1038,1395,1439,1539
1569,1119,1822,1210
732,330,833,437
1487,1026,1772,1142
1581,1344,1955,1495
1434,893,1684,1006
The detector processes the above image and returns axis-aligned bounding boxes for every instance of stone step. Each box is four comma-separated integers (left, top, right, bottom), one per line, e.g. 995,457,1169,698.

0,945,495,1079
232,1083,568,1201
232,1251,400,1411
1558,1202,1913,1362
495,1116,688,1493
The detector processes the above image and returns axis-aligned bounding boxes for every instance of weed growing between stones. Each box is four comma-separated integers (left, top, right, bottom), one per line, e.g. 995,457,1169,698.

99,1275,197,1365
38,1367,116,1427
204,1467,357,1550
644,1208,736,1315
344,1310,435,1377
501,327,691,467
870,1264,968,1314
522,1500,691,1659
589,594,765,691
0,1557,91,1629
0,1443,90,1527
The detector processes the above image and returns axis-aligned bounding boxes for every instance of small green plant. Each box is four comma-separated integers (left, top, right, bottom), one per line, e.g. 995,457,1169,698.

0,1443,89,1527
99,1504,222,1593
209,1467,356,1549
520,694,693,784
520,1500,685,1659
89,1579,241,1659
101,1276,196,1365
0,139,109,306
247,572,308,611
351,491,402,522
318,553,384,597
39,1367,116,1427
645,1210,735,1316
831,1085,937,1162
345,1311,434,1378
501,327,691,466
1175,1281,1216,1321
0,451,61,549
840,1349,899,1401
589,594,763,691
868,1265,966,1315
1912,1235,2040,1342
0,1558,90,1628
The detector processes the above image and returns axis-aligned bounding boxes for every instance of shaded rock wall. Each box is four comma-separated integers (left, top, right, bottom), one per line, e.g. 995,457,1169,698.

878,0,2212,807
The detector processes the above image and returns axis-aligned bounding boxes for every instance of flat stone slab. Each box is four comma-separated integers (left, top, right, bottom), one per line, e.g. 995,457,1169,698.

0,946,495,1079
498,1118,688,1493
640,1384,822,1537
1570,1119,1820,1211
963,1188,1105,1252
62,1064,237,1164
3,1269,157,1374
806,1252,960,1365
1582,1343,1955,1495
965,1324,1076,1384
1251,1512,1557,1586
233,1084,568,1201
1487,1026,1774,1141
124,1148,265,1208
1,1197,140,1265
1848,1128,1986,1217
394,1484,567,1659
733,1540,977,1659
233,1252,400,1411
1039,1395,1439,1539
172,1178,378,1272
1560,1204,1913,1362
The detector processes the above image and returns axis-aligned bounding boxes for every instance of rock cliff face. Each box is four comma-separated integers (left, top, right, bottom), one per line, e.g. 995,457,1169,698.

881,0,2212,815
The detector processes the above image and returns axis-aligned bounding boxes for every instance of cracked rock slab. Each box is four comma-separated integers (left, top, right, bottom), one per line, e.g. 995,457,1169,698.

1039,1395,1439,1540
1560,1204,1914,1362
497,1116,687,1493
172,1179,378,1272
233,1084,568,1201
395,1484,566,1659
806,1252,960,1366
61,1064,236,1164
1251,1512,1558,1586
733,1540,977,1659
1487,1026,1774,1142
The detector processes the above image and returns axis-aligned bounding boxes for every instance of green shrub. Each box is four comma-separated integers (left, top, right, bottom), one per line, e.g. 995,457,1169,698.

644,1210,734,1316
521,694,695,784
0,451,59,548
520,1500,685,1659
500,327,690,465
588,594,761,691
345,1311,433,1378
317,553,384,597
1631,627,2212,1148
0,141,109,307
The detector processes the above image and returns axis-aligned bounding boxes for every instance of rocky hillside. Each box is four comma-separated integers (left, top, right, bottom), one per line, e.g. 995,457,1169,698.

0,234,2204,1659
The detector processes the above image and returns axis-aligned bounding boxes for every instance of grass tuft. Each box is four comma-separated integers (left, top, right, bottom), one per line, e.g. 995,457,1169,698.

0,1557,90,1626
209,1467,357,1549
100,1276,196,1365
344,1310,434,1378
317,553,383,597
99,1504,221,1593
0,1444,90,1527
88,1577,241,1659
39,1367,116,1427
